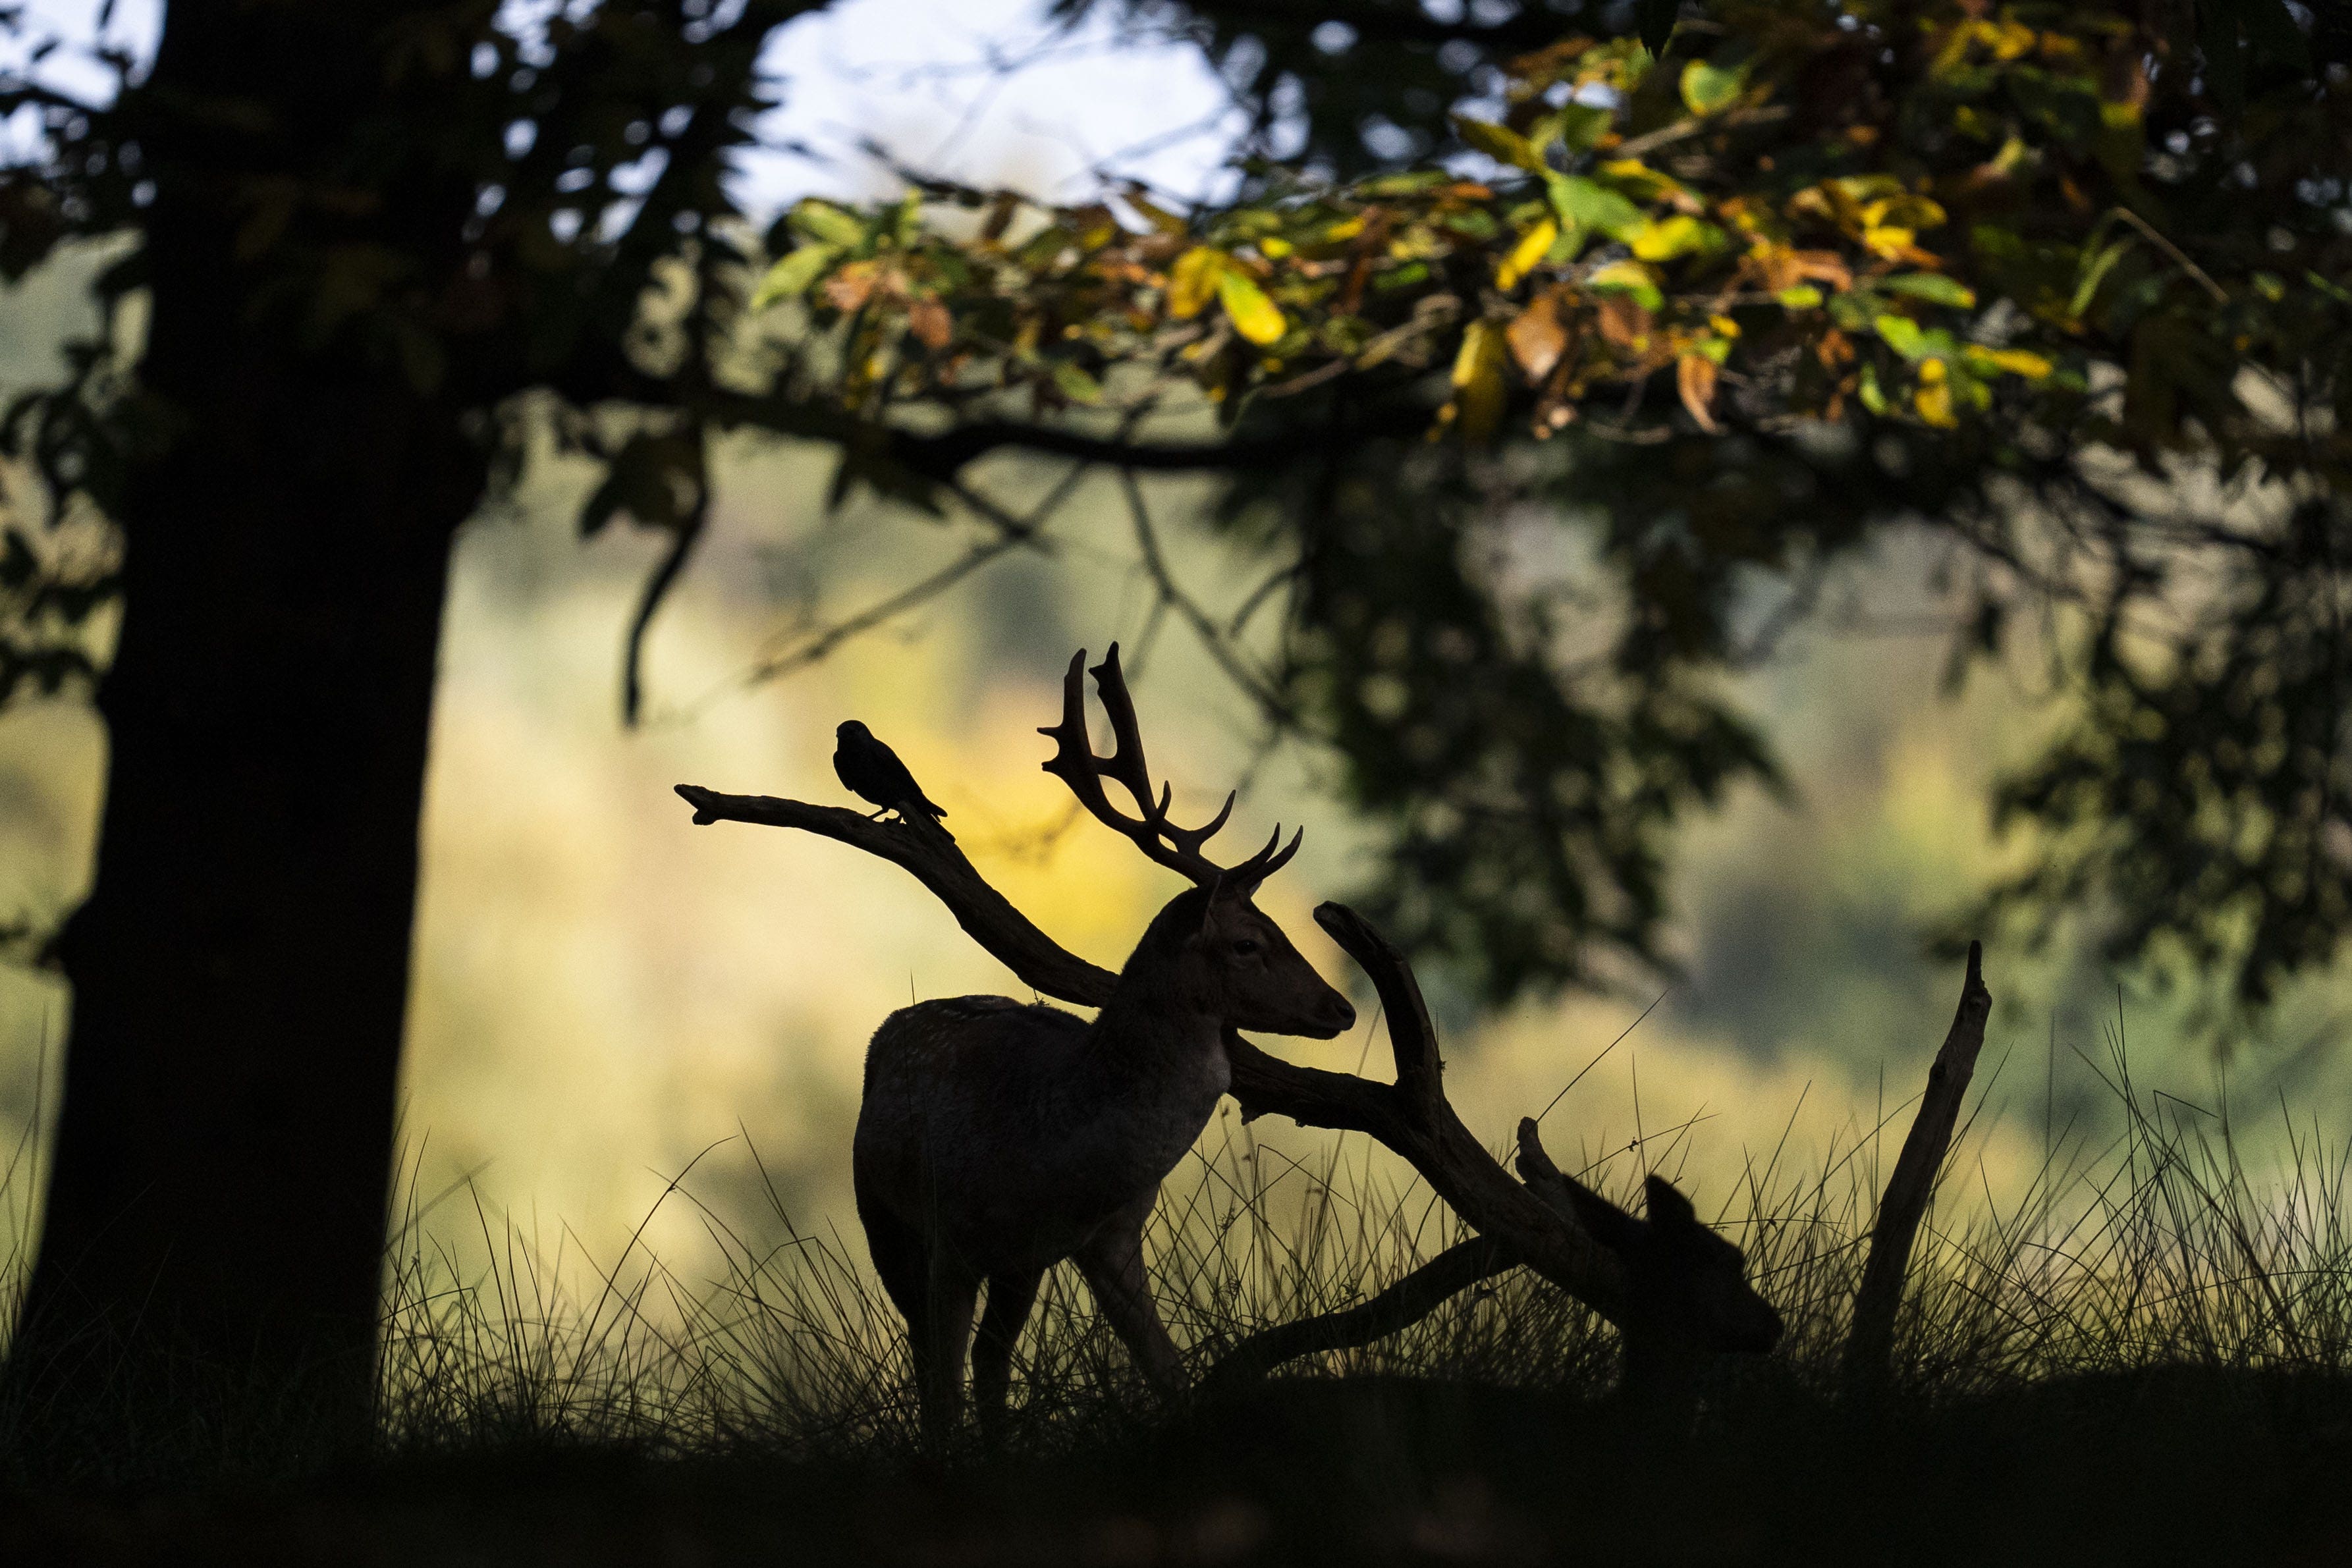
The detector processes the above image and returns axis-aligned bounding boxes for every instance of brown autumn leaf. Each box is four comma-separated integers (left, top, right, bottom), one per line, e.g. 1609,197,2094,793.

906,297,953,350
1677,352,1720,432
1595,294,1652,352
823,261,880,313
1506,289,1570,381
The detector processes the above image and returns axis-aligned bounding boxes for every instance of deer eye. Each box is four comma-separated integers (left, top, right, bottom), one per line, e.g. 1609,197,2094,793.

1231,938,1261,956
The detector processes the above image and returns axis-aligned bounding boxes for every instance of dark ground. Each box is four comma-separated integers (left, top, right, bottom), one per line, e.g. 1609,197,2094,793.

11,1370,2352,1566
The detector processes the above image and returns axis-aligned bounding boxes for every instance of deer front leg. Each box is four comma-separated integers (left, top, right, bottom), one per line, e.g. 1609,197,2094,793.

1076,1197,1186,1394
972,1266,1045,1438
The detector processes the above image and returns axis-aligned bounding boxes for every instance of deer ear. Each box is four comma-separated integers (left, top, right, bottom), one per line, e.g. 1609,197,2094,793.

1563,1179,1645,1257
1644,1174,1698,1232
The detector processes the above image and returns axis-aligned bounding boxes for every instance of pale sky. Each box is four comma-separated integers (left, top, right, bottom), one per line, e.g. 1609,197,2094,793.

6,0,1247,210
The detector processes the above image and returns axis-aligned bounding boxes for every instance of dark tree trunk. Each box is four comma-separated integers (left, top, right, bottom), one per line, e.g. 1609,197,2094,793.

13,1,487,1437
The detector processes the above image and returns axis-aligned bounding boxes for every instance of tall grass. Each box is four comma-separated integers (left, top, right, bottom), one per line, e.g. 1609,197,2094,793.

9,1015,2352,1478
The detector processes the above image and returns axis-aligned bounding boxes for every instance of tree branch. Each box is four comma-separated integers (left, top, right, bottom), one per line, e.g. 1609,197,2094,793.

1846,940,1992,1386
674,786,1118,1007
557,352,1435,483
1200,1235,1517,1393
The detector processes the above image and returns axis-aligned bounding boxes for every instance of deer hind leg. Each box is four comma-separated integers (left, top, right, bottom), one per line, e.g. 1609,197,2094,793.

971,1266,1045,1436
914,1242,982,1440
1075,1202,1186,1395
856,1174,965,1438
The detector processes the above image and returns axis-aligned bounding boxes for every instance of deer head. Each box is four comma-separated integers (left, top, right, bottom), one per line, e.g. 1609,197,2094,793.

1562,1172,1784,1388
1042,645,1356,1041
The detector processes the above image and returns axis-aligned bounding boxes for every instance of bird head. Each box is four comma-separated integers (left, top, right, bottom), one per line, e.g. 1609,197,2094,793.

836,720,869,742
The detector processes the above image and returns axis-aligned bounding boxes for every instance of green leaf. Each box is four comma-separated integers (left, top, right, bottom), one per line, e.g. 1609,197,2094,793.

1587,259,1664,312
1776,284,1824,310
1680,59,1745,116
1453,114,1546,173
750,243,840,310
1873,313,1927,358
789,200,867,249
1879,273,1977,309
1546,174,1644,242
2307,269,2352,306
2070,236,2133,319
1217,268,1288,346
1857,362,1888,415
1553,102,1615,153
1051,362,1103,404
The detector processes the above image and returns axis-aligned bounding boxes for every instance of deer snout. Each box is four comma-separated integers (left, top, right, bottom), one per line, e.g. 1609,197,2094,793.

1305,991,1356,1039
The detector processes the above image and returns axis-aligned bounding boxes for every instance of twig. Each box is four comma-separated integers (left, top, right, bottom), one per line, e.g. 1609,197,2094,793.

2109,206,2228,305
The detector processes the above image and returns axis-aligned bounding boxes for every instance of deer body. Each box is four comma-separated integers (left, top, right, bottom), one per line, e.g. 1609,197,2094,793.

856,883,1354,1436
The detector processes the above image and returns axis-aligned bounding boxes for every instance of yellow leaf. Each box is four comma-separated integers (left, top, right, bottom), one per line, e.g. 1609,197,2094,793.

1983,346,2052,379
1915,359,1957,427
1451,319,1510,445
1496,219,1560,290
1167,247,1226,319
1631,213,1720,261
1217,267,1288,346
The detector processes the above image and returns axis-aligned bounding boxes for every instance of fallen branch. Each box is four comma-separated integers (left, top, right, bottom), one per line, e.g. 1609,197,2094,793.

1846,940,1992,1386
1199,1235,1516,1393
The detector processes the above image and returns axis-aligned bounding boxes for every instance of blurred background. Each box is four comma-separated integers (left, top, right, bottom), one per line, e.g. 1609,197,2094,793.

3,0,2348,1296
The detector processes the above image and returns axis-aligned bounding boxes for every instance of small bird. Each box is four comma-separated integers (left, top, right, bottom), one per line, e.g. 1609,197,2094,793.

834,720,952,838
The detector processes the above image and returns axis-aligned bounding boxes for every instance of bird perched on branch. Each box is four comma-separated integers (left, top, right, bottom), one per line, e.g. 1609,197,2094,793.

834,720,952,839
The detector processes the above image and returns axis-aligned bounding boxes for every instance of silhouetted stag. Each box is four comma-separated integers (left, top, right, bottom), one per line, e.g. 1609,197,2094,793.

852,647,1355,1436
677,648,1788,1437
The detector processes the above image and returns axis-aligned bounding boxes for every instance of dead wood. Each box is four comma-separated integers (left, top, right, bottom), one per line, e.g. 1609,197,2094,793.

1846,940,1993,1386
1199,1236,1517,1393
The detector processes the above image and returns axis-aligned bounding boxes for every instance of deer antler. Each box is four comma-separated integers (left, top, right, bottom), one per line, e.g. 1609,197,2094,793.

1038,643,1300,891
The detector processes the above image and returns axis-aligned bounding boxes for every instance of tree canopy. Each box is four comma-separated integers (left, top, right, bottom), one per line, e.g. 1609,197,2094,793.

7,0,2352,1019
736,0,2352,1016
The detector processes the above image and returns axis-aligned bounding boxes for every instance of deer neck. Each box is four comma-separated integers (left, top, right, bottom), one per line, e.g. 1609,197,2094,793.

1072,965,1231,1150
1088,969,1227,1081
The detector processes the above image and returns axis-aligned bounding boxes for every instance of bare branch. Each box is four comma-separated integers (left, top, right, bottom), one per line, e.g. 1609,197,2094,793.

1311,902,1444,1119
1200,1235,1516,1392
674,786,1116,1008
1846,940,1992,1386
1117,468,1296,730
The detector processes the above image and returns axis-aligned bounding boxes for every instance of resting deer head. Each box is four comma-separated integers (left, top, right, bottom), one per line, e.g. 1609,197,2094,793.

1562,1171,1783,1399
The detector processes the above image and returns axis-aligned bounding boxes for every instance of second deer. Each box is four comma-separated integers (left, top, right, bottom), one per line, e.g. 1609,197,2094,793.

853,647,1355,1437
